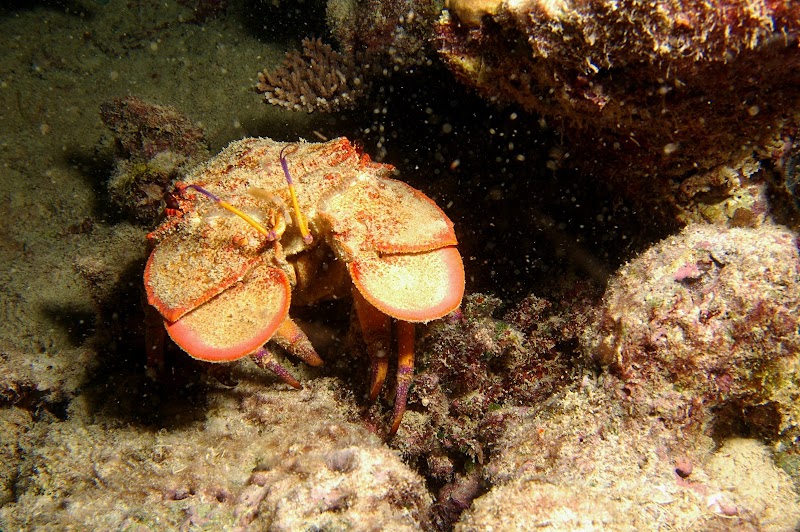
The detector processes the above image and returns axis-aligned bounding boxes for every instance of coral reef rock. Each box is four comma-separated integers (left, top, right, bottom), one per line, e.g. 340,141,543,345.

456,221,800,528
0,376,432,530
585,222,800,447
100,96,210,224
327,0,443,68
467,379,800,531
436,1,800,218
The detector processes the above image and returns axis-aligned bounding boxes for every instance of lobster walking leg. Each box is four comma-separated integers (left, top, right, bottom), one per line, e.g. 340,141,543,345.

390,321,415,437
353,287,391,401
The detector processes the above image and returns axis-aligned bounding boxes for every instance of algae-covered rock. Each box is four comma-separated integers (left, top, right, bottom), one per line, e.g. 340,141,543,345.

585,223,800,443
101,96,210,225
455,222,800,530
0,375,431,530
469,381,800,531
436,1,800,223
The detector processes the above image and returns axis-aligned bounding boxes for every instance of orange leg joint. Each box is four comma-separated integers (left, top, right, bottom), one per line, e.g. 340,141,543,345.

353,287,392,401
272,318,324,367
353,287,416,437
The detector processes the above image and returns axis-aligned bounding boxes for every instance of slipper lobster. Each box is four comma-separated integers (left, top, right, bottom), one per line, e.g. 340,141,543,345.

144,137,464,436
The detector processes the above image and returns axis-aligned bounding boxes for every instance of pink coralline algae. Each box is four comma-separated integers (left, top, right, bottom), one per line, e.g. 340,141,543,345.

389,286,597,528
584,223,800,443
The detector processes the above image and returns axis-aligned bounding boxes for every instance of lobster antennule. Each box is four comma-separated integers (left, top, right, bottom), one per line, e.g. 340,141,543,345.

280,144,314,245
186,184,279,240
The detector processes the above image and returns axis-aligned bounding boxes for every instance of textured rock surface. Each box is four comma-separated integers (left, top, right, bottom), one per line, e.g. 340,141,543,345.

0,375,431,530
327,0,444,68
585,223,800,444
467,381,800,531
455,222,800,530
436,1,800,221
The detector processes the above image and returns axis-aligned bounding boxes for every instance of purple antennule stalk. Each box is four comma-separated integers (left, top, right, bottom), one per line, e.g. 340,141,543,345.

279,144,314,245
187,183,221,203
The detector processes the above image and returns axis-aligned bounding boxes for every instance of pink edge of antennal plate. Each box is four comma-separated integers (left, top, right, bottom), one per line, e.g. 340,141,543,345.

165,266,291,362
349,246,465,323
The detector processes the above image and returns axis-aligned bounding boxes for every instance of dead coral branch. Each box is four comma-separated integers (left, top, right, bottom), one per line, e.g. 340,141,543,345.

256,37,369,113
